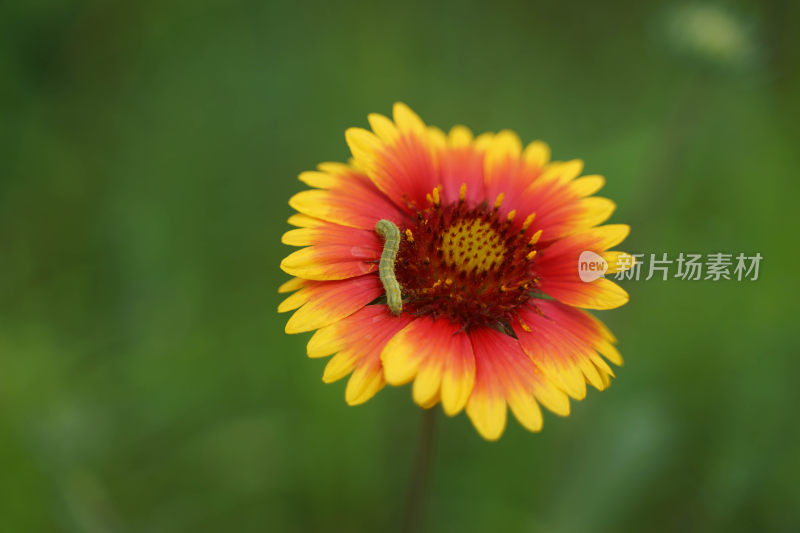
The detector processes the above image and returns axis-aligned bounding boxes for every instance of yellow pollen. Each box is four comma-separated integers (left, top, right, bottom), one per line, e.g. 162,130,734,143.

420,279,442,294
441,219,507,274
526,249,537,261
528,229,543,246
405,229,414,243
494,193,505,209
521,213,536,231
506,209,516,222
459,183,467,201
432,186,440,206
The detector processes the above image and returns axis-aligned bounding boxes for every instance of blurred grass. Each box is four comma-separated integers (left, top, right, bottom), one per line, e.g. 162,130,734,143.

1,0,799,532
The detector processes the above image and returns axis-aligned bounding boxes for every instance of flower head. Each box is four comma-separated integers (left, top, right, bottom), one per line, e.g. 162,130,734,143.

280,103,630,440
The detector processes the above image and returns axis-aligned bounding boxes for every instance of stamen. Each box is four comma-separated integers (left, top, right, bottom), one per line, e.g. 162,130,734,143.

405,229,414,243
526,250,537,261
420,279,442,294
528,229,543,246
506,209,516,222
432,186,440,207
521,212,536,231
459,183,467,202
493,193,505,210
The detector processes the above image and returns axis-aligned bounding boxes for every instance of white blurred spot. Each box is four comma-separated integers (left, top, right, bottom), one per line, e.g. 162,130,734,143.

664,4,758,68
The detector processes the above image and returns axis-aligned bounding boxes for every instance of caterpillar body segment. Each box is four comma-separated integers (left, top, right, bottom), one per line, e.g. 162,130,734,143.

375,219,403,315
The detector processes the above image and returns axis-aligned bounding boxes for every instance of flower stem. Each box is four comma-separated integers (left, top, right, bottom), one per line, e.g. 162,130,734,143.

402,408,438,533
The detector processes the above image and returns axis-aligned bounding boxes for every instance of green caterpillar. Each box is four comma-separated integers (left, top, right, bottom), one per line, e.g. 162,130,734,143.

375,219,403,315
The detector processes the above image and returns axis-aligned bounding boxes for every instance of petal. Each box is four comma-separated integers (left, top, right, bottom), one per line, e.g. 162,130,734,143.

483,130,528,209
310,305,413,405
277,277,306,294
426,125,447,151
277,286,310,313
603,250,635,275
345,356,386,406
297,170,341,189
511,159,604,241
513,177,588,241
381,317,475,414
466,328,569,441
368,113,400,144
558,224,630,252
280,244,379,280
291,162,404,229
317,161,354,176
539,159,584,185
522,140,551,169
514,301,622,399
346,104,439,211
466,380,507,441
282,276,383,334
570,175,605,197
540,278,629,310
535,225,631,309
393,102,427,137
573,197,617,226
289,186,402,230
440,334,477,417
540,198,617,239
534,225,629,276
281,222,378,248
412,355,445,407
287,213,324,228
448,125,473,147
484,130,523,188
323,350,360,382
436,142,488,206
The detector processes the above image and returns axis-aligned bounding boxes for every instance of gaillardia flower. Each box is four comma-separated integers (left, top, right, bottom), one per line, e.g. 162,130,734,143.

279,103,630,440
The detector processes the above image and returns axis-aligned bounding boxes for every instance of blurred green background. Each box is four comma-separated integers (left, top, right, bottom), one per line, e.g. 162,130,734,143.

2,0,799,531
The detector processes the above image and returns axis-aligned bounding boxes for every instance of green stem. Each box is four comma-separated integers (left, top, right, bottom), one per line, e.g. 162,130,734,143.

402,408,438,533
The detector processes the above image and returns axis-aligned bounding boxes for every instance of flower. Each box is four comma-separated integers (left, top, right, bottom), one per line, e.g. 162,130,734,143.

279,103,630,440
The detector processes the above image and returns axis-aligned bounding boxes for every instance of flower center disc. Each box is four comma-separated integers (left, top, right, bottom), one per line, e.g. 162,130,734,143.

441,219,506,274
395,197,540,330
